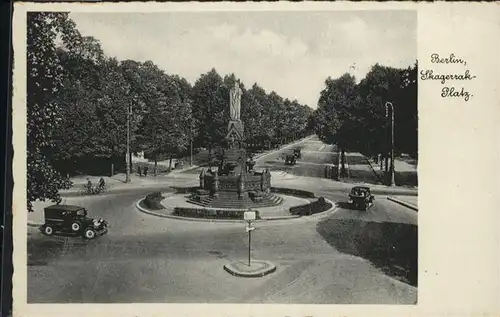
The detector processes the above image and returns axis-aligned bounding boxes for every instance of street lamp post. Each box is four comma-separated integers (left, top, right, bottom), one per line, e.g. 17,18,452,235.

190,118,193,166
125,104,132,183
385,102,396,187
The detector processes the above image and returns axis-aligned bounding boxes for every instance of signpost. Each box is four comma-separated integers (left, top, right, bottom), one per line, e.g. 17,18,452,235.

244,210,256,266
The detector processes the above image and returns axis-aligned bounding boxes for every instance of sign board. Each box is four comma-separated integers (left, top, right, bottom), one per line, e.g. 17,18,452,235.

244,211,256,221
245,226,256,233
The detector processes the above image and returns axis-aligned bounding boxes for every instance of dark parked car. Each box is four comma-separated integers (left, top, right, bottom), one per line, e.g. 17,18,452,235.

284,154,297,165
39,205,108,239
348,186,375,210
293,148,302,159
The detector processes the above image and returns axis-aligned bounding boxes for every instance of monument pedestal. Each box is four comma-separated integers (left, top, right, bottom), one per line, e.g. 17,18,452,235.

191,81,279,209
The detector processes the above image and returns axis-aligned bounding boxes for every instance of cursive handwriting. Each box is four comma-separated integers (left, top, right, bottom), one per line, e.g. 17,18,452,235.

441,87,471,102
422,53,476,102
420,69,476,85
431,53,467,66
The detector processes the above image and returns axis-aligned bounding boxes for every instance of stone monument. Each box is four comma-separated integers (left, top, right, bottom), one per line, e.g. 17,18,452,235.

190,81,280,209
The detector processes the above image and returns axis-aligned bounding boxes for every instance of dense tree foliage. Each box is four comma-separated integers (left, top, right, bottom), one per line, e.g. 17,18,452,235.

191,70,313,156
27,12,76,212
27,13,313,210
313,63,418,160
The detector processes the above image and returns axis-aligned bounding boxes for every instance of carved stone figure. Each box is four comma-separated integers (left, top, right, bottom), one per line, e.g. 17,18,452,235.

229,81,242,121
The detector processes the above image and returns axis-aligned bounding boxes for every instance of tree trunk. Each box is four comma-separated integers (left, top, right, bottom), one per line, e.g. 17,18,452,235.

208,144,212,168
337,148,341,179
154,158,158,177
129,151,133,171
341,149,346,177
169,155,173,170
384,155,389,172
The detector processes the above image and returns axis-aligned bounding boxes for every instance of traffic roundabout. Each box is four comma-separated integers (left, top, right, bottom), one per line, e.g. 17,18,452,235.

135,186,337,223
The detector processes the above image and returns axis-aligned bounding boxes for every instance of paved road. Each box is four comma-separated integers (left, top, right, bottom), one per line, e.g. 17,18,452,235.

255,136,336,178
28,137,418,304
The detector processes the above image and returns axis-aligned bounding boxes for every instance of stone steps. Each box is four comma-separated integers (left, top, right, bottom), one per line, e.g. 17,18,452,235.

187,192,283,209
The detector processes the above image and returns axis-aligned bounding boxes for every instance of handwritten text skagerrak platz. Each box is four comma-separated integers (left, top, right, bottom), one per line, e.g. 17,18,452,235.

420,53,476,101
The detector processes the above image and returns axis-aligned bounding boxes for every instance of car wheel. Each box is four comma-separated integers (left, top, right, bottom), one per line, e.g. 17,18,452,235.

83,228,96,239
71,222,81,232
43,226,54,236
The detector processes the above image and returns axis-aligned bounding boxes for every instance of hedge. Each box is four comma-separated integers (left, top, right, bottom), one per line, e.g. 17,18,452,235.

271,187,316,198
171,186,198,194
173,207,261,220
135,162,172,175
144,191,165,210
289,197,332,216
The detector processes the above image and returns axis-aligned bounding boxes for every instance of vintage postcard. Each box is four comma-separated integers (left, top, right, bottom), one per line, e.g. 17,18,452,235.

11,2,499,317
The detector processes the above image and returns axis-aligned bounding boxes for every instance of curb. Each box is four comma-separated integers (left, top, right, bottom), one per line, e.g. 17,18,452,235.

136,199,253,223
371,189,418,197
387,197,418,211
135,196,337,223
224,260,277,278
169,164,204,174
60,185,175,197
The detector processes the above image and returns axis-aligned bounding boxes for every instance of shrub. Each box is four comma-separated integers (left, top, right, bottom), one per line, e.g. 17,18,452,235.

289,204,312,216
171,186,198,194
144,191,164,210
136,162,172,175
271,187,316,198
289,197,332,216
173,207,261,220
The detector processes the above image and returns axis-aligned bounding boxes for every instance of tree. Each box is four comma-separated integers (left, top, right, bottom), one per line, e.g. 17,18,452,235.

314,62,418,176
395,62,418,157
27,12,79,212
248,84,274,149
316,73,358,172
52,36,106,173
241,87,264,154
354,63,418,161
191,69,227,161
137,61,192,174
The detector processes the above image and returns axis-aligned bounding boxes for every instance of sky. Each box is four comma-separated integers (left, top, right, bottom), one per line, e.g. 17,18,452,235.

70,11,416,109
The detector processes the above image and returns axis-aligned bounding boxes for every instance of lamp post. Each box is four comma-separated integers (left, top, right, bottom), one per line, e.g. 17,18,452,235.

125,104,132,183
385,102,395,186
190,117,194,167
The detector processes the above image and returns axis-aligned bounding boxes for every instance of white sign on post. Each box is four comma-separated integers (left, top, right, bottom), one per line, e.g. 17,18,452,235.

244,211,256,221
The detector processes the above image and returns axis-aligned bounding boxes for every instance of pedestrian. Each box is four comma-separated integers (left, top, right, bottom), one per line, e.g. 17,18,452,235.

85,178,92,194
137,165,142,177
98,177,106,193
143,166,148,177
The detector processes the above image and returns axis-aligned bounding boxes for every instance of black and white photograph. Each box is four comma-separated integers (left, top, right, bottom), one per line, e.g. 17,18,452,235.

21,8,419,305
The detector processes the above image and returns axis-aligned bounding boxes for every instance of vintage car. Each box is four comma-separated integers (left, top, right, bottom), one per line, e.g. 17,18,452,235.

284,154,297,165
348,186,375,210
293,148,302,159
39,205,108,239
